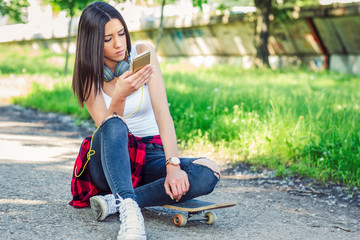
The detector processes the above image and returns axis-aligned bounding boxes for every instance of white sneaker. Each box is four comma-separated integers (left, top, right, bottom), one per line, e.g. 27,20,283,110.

90,194,118,221
116,196,146,240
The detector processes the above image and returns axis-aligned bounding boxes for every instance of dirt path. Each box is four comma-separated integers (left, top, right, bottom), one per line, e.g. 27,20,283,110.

0,103,359,240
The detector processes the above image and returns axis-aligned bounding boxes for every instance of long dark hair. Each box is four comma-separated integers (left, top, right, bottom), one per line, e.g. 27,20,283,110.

72,1,131,107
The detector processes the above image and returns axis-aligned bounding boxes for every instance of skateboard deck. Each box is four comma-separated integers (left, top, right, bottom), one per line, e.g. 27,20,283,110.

162,199,236,227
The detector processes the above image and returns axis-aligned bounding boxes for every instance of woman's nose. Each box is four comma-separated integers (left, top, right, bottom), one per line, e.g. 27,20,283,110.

114,36,122,48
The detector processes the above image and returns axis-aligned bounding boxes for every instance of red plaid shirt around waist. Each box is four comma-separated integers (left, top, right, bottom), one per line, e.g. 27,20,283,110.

69,134,162,208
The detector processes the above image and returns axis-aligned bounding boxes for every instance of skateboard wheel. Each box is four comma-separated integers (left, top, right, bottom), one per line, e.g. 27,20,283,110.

204,211,217,225
174,214,187,227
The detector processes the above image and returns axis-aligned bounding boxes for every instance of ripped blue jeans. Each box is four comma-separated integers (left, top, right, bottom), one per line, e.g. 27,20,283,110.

87,116,219,207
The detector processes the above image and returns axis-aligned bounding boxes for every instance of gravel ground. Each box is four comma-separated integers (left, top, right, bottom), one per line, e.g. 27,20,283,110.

0,103,359,240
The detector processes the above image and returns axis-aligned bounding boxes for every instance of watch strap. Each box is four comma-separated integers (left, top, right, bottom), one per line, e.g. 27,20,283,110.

166,157,180,166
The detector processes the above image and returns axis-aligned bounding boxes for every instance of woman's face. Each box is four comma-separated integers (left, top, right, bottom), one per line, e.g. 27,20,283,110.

104,18,127,67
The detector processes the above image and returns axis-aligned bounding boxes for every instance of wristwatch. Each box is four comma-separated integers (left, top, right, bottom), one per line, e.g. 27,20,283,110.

166,156,180,166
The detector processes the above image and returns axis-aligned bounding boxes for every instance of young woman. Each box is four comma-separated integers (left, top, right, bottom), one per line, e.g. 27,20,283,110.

71,2,220,239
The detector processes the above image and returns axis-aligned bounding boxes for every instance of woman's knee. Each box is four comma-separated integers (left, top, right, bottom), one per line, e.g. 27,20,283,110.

101,115,128,140
101,115,127,129
193,158,221,179
102,114,125,125
188,161,220,196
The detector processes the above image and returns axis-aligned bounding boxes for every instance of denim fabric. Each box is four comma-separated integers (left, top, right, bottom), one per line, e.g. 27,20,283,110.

88,117,136,201
88,117,219,207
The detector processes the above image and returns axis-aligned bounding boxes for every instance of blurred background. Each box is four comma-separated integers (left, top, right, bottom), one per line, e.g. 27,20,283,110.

1,0,360,74
0,0,359,188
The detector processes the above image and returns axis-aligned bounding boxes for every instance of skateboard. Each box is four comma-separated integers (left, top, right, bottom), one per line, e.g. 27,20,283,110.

161,199,237,227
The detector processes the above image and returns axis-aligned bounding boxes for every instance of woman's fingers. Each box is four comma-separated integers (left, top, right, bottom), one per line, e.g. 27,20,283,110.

118,65,152,93
172,178,190,201
138,65,153,82
164,168,190,201
164,182,174,200
165,183,183,201
117,70,132,82
137,65,153,76
130,64,153,88
170,183,180,200
182,181,188,195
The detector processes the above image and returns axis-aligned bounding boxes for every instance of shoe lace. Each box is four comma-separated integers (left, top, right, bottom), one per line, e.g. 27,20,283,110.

116,196,145,234
104,194,117,214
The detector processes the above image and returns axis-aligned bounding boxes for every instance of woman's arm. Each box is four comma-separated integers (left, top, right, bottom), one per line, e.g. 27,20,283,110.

85,66,153,127
138,43,189,201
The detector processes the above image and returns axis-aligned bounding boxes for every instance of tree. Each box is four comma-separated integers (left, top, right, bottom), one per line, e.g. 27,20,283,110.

147,0,176,52
254,0,271,68
190,0,272,67
214,0,320,68
261,0,320,68
47,0,131,75
0,0,30,23
154,0,205,52
155,0,166,52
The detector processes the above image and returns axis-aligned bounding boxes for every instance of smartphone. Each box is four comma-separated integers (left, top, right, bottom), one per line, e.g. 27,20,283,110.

132,50,151,73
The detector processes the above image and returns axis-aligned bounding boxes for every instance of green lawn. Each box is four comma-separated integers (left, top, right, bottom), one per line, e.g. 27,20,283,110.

0,43,74,77
163,66,360,186
3,44,360,187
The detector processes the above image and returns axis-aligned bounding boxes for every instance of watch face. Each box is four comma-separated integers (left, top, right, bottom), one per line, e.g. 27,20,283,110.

171,157,180,165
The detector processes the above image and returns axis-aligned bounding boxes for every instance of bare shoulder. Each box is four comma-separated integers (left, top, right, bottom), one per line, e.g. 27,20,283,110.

135,42,155,54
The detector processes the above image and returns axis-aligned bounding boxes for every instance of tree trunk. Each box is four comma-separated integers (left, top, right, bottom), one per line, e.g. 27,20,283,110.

155,0,166,52
254,0,272,68
64,15,73,75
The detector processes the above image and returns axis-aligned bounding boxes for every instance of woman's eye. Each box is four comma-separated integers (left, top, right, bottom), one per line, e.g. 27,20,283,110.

105,38,111,42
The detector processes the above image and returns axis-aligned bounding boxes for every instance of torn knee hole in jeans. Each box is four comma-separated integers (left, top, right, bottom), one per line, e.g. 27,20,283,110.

101,113,126,126
193,158,221,179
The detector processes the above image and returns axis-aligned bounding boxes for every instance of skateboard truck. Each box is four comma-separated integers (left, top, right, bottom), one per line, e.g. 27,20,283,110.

173,211,218,227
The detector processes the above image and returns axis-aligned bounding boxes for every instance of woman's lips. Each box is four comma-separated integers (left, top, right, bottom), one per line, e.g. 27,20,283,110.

116,50,124,56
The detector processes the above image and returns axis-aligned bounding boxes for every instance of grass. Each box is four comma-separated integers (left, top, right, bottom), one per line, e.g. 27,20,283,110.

12,81,90,121
0,43,74,77
2,44,360,187
162,65,360,186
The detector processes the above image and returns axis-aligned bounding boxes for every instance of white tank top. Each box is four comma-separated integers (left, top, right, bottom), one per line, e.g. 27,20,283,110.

101,44,160,137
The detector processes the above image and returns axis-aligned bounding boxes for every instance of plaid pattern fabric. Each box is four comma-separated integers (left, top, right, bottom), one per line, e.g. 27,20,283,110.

69,134,162,208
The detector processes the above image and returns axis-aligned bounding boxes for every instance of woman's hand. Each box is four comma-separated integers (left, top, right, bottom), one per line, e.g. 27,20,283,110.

164,166,190,201
113,64,153,101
